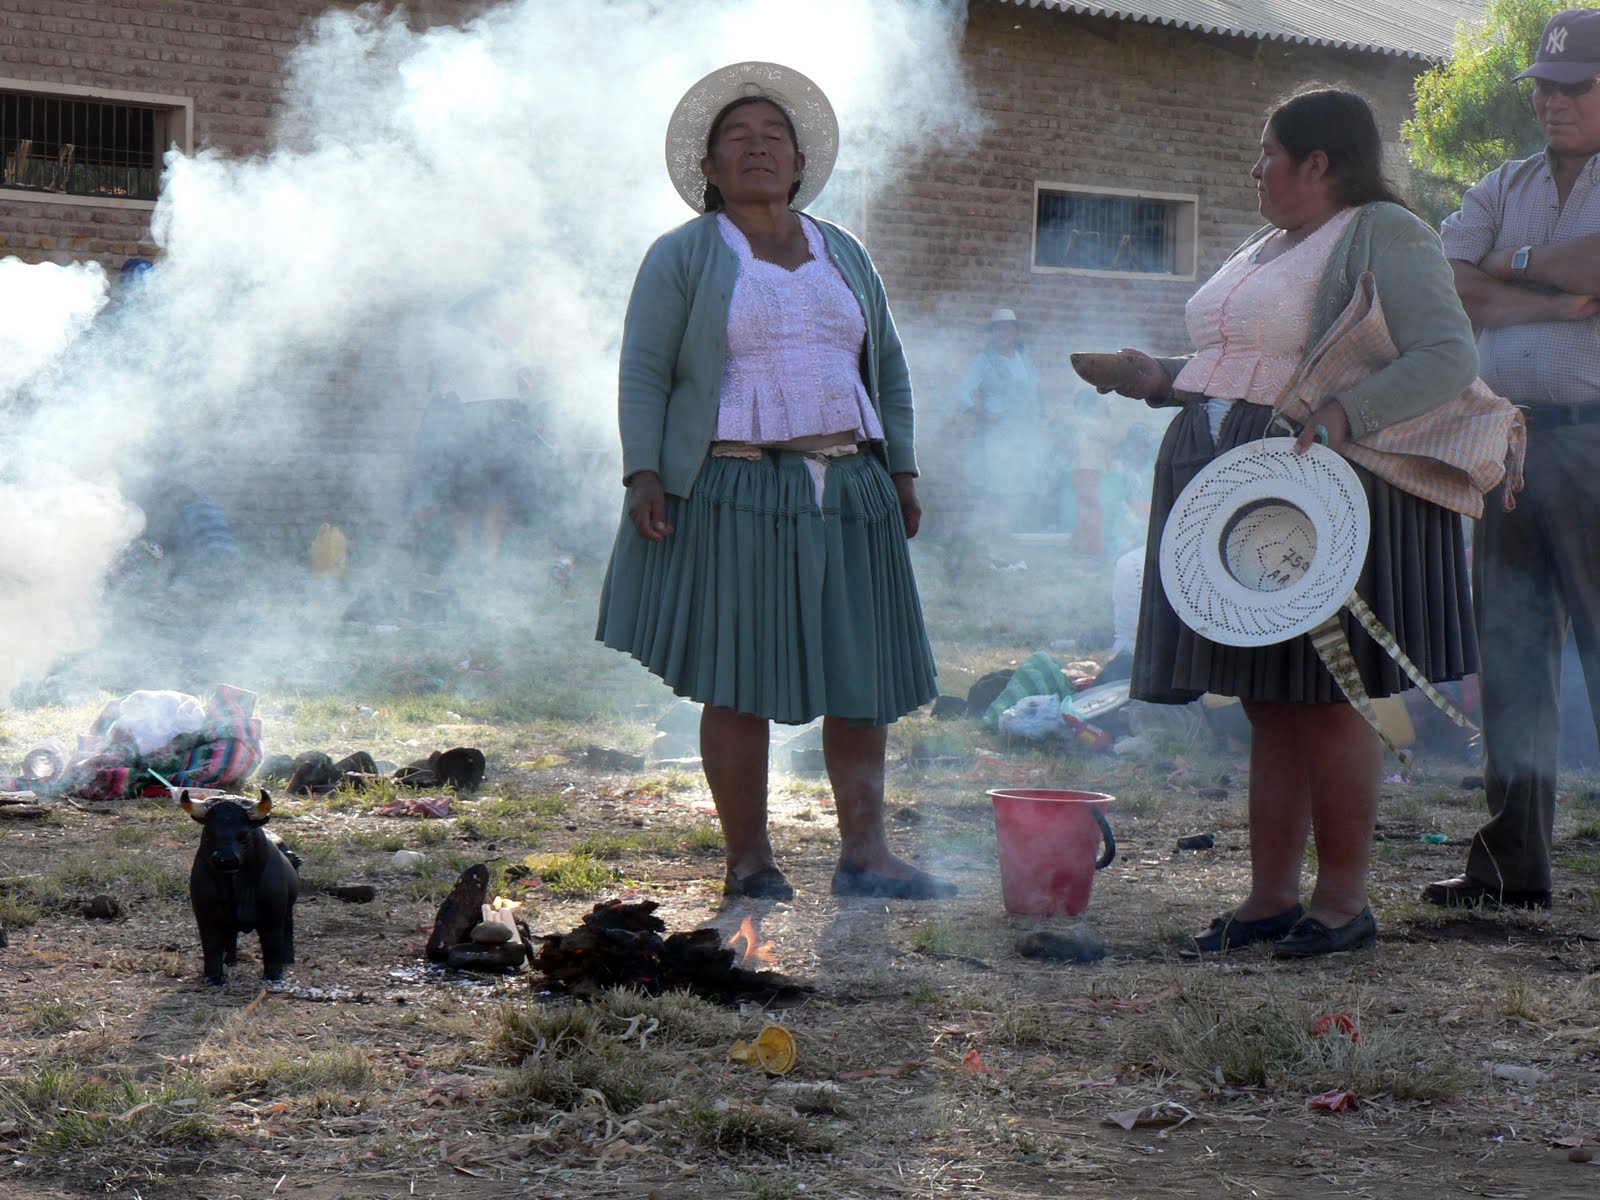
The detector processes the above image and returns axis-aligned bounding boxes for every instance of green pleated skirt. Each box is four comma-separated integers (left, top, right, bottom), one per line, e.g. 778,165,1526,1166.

596,450,937,725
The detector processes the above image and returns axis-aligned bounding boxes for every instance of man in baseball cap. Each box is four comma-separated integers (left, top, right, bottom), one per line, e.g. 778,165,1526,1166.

1514,7,1600,83
1428,9,1600,912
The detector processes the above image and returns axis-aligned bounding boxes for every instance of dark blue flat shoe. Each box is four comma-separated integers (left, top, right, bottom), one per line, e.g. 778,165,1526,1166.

1188,904,1304,954
724,867,794,901
1273,907,1377,959
831,866,957,900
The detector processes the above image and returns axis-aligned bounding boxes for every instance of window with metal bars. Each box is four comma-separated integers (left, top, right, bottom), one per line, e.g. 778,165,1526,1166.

1033,186,1195,276
1,89,172,201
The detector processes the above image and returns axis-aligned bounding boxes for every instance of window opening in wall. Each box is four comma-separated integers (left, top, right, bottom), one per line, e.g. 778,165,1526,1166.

1,91,170,201
1034,186,1196,277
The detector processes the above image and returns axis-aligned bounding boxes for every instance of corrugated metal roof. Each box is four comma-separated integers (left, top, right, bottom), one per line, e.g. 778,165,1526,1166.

998,0,1490,61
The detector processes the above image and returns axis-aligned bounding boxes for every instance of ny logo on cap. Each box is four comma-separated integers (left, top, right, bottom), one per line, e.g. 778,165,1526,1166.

1549,25,1570,54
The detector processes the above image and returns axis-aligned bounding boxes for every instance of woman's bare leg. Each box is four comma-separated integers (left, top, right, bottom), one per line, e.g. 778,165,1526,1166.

1303,701,1382,926
1234,700,1312,920
823,717,926,878
700,705,774,879
1233,699,1380,928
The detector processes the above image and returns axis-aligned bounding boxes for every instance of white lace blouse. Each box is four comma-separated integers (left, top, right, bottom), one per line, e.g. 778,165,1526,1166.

1173,207,1357,407
713,213,885,444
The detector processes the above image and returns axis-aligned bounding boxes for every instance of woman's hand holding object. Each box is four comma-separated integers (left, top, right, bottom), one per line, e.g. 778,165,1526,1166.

627,471,675,541
892,473,921,539
1070,349,1171,400
1294,400,1349,455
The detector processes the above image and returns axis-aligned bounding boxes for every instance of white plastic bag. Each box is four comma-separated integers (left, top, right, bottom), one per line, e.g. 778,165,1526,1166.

998,694,1070,740
100,690,207,755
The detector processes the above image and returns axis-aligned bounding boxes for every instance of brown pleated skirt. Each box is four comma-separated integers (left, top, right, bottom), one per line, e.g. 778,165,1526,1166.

1131,400,1477,705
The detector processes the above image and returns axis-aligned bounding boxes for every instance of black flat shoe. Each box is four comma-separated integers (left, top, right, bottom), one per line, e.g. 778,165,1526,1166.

1188,904,1305,954
831,866,958,900
1273,907,1377,959
724,867,794,901
1421,876,1551,910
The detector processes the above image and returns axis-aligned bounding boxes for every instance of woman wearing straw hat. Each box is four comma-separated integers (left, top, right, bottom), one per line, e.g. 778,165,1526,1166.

597,62,954,903
1091,87,1481,957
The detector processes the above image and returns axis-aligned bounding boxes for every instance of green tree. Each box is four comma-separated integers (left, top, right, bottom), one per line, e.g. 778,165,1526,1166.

1402,0,1566,225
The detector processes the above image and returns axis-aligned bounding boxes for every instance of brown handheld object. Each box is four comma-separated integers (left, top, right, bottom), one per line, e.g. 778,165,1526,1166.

1070,351,1142,391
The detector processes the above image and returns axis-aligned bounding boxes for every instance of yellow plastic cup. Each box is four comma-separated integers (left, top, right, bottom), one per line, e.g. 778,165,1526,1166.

729,1024,797,1075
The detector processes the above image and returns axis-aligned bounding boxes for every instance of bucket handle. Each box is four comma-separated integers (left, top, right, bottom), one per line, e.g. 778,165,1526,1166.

1091,805,1116,870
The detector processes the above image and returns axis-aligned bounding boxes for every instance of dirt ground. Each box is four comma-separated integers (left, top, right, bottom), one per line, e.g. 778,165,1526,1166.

3,748,1599,1199
2,557,1599,1200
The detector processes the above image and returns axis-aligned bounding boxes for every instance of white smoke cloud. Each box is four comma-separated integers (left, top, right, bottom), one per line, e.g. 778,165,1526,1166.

0,481,142,692
0,258,106,397
0,0,979,697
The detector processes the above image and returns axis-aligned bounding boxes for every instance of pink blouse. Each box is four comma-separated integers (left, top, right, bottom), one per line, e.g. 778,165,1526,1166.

714,213,885,444
1173,208,1357,405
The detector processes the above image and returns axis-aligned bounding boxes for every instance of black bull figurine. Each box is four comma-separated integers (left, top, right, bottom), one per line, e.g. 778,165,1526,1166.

181,790,300,985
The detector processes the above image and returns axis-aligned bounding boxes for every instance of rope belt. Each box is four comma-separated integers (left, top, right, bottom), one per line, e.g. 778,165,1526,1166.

1307,592,1475,767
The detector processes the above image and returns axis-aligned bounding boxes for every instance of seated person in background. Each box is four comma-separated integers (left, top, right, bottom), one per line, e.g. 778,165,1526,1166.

130,483,242,587
1058,388,1112,555
1096,542,1146,685
408,291,542,574
1100,422,1157,556
958,308,1045,535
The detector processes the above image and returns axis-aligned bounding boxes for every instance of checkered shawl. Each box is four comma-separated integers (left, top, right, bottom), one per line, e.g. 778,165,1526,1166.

1274,272,1526,518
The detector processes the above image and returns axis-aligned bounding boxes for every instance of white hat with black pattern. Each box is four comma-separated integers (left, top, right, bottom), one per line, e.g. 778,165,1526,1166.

664,61,838,213
1158,441,1370,647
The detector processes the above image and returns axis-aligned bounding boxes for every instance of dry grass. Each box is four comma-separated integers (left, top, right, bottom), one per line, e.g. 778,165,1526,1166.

0,1065,221,1154
1154,976,1470,1100
1,548,1598,1198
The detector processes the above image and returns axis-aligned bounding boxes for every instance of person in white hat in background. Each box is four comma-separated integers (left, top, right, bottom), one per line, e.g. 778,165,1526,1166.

957,307,1045,538
596,62,954,903
1095,87,1481,957
1428,8,1600,912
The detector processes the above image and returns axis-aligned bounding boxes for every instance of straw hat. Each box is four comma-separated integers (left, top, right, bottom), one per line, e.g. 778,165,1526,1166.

664,61,839,213
1158,441,1369,647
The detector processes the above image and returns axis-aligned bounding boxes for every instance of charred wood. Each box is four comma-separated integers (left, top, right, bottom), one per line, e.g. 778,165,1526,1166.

532,899,812,1005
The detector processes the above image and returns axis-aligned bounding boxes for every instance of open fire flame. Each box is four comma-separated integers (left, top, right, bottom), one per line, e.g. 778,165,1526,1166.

728,914,777,966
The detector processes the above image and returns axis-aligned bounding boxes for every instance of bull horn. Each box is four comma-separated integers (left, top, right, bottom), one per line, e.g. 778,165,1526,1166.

254,790,272,819
179,790,207,823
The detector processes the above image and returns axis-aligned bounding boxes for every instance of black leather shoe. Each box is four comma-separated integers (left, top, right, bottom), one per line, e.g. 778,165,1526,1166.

1188,904,1304,954
1421,876,1551,910
1273,907,1378,959
831,866,958,900
724,867,794,901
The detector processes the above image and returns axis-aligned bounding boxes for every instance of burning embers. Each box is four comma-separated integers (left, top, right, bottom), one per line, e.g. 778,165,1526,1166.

532,900,810,1005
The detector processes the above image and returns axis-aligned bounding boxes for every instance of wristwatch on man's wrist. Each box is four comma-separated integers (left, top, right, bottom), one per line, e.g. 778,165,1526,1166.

1510,245,1533,280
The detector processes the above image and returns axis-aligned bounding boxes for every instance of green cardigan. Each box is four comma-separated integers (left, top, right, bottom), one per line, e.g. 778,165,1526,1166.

1155,202,1479,440
616,213,917,497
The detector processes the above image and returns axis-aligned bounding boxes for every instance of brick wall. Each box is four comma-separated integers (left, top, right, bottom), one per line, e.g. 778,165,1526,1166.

1,0,317,263
876,3,1425,494
0,0,494,560
2,0,1434,555
0,0,495,266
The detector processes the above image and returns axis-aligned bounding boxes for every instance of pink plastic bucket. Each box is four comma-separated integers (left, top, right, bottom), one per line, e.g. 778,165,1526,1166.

987,789,1116,915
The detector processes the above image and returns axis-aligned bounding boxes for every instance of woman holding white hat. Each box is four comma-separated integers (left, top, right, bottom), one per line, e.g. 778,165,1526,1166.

1093,87,1481,957
597,62,953,903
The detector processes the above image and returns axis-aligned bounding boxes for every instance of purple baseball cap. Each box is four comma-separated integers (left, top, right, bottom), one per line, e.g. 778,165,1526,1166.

1516,9,1600,85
